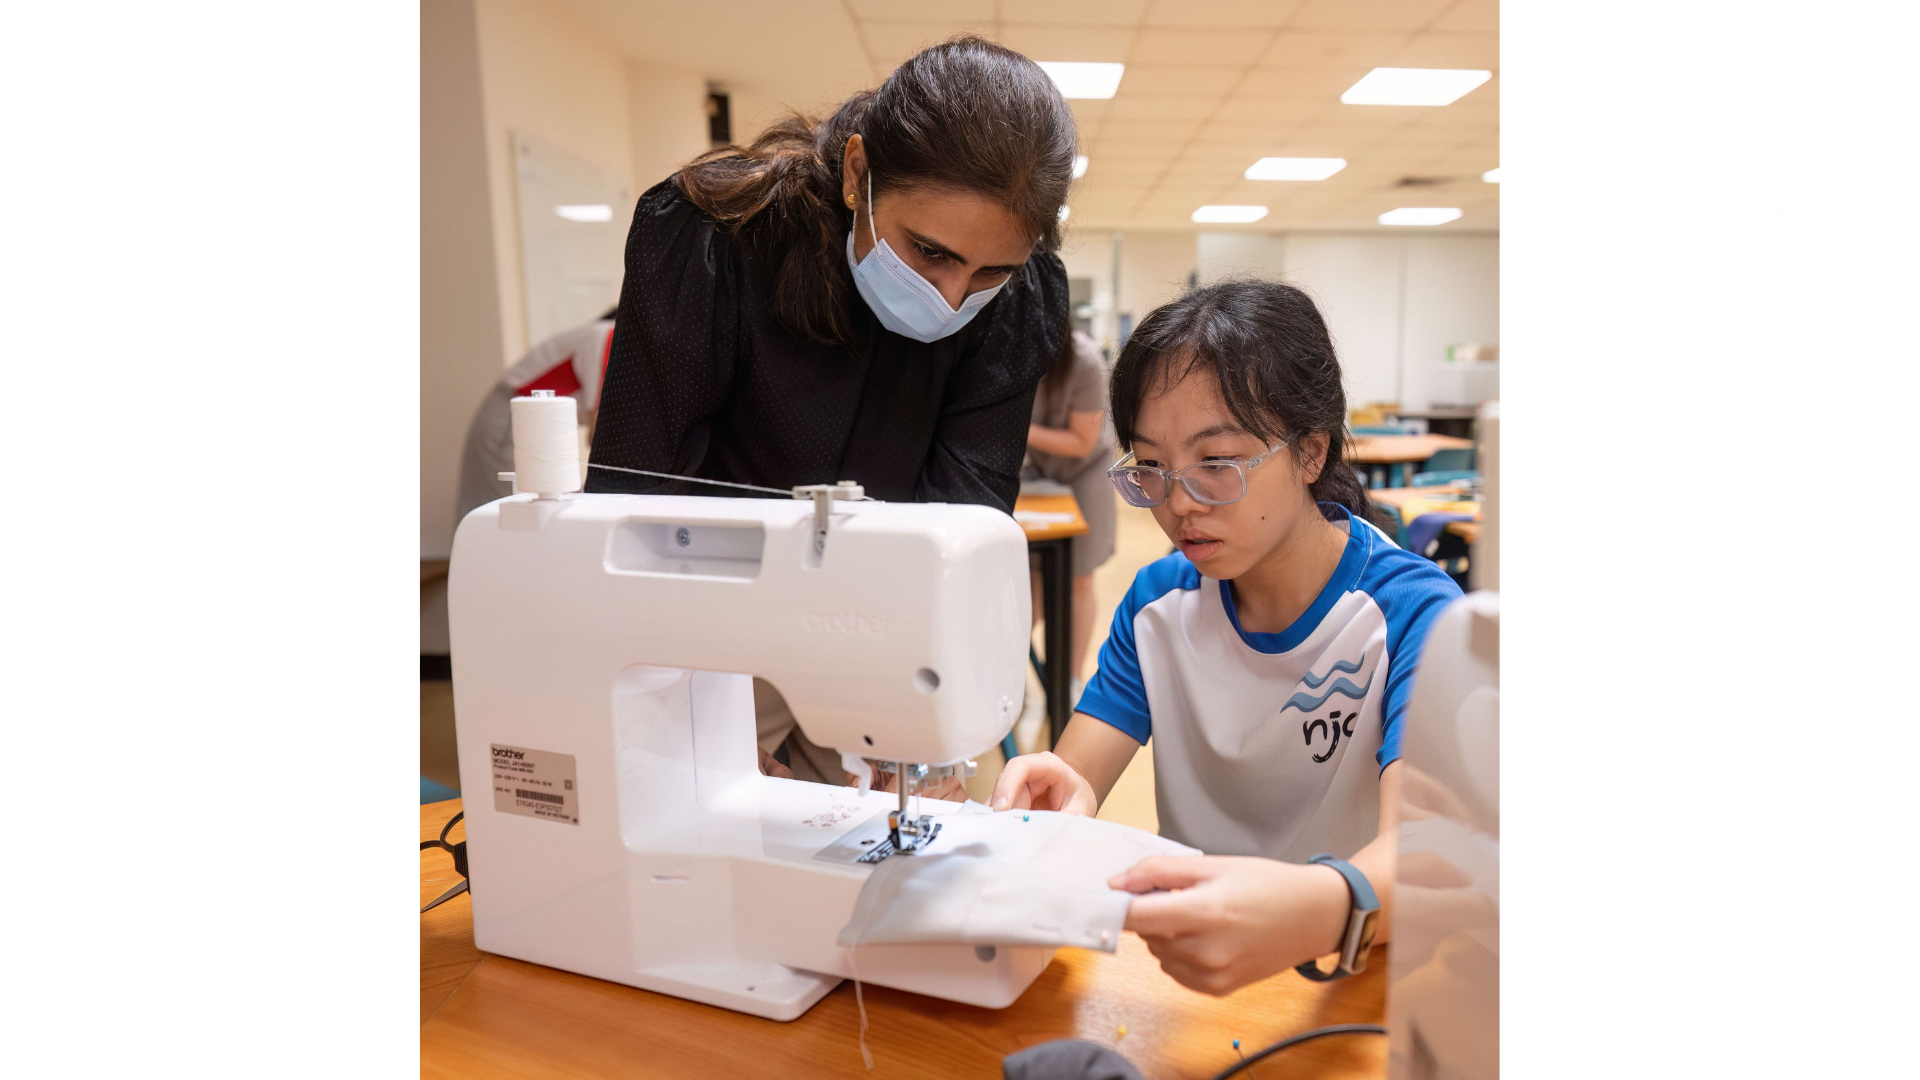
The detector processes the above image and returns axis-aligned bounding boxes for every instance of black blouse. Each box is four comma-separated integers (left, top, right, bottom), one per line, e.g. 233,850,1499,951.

585,181,1068,513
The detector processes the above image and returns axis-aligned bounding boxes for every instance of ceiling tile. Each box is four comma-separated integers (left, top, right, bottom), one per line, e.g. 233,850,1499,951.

1106,95,1223,120
1389,32,1499,69
859,20,997,62
1082,159,1169,181
1084,141,1179,162
1118,64,1249,96
1258,30,1409,68
1234,66,1359,102
1210,99,1322,125
1129,28,1274,66
1099,117,1204,144
1003,0,1151,25
1289,0,1457,32
999,23,1138,62
1142,0,1306,28
849,0,996,19
1068,99,1112,126
1431,0,1499,33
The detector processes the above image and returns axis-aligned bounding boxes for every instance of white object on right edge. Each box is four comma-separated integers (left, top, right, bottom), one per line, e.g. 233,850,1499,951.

838,811,1200,953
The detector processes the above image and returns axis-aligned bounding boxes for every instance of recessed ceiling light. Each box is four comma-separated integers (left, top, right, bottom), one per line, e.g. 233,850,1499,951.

1341,68,1491,106
1379,207,1463,226
1037,62,1125,99
1482,168,1501,183
1192,205,1269,224
1058,205,1071,222
554,204,613,222
1072,155,1089,180
1245,157,1347,181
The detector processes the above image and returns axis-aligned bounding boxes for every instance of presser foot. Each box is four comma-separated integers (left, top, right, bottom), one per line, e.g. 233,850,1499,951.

887,810,938,854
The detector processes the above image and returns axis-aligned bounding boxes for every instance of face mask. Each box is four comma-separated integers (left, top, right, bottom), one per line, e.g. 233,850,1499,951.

846,171,1009,343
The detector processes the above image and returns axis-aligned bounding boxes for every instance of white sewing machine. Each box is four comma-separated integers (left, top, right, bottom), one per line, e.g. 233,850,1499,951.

448,478,1048,1020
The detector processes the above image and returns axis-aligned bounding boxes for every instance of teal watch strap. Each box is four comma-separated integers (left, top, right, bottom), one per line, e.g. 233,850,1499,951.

1295,854,1380,982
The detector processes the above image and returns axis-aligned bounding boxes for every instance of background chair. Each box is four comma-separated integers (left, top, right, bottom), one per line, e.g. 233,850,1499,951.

1420,447,1476,473
1374,503,1411,549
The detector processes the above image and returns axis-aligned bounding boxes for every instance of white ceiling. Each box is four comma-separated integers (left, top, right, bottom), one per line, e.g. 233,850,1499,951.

551,0,1499,232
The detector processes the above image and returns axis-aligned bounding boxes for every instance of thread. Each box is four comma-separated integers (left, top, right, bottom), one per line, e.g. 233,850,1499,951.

509,390,580,497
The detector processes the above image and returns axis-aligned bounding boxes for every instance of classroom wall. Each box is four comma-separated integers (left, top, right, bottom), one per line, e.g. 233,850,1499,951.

422,0,507,564
627,62,710,196
1057,230,1198,354
472,0,635,363
1196,231,1501,413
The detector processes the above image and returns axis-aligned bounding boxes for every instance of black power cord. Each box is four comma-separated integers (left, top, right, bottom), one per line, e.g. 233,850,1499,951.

420,811,469,913
1207,1024,1387,1080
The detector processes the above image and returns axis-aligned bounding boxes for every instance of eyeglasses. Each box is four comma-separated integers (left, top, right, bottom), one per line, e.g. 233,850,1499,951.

1107,441,1292,509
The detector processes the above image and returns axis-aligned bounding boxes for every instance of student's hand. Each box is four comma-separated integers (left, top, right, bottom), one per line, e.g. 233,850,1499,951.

990,751,1100,816
757,747,793,780
1111,855,1351,996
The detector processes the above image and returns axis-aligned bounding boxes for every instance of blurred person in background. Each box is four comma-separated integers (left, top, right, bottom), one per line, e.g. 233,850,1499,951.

1025,325,1117,704
585,37,1077,791
454,308,615,524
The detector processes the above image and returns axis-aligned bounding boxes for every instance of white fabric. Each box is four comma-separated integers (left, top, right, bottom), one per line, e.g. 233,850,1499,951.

837,810,1199,953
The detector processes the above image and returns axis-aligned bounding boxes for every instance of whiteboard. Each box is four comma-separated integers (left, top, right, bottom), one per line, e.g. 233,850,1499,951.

513,131,630,345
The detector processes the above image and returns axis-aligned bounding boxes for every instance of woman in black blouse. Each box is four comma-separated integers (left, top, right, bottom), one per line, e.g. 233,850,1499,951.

585,36,1075,513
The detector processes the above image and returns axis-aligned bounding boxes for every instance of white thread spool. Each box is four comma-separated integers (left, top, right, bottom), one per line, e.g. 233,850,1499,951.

507,389,580,499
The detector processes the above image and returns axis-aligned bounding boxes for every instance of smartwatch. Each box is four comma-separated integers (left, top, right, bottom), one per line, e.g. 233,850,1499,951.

1294,854,1380,981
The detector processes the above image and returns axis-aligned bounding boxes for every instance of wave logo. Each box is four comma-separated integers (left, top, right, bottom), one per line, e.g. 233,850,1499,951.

804,610,886,635
1279,656,1374,715
1284,656,1374,765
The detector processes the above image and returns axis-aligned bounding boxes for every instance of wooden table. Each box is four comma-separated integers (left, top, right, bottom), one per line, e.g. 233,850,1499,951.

1014,493,1090,748
1348,434,1474,489
1446,520,1481,544
421,799,1387,1079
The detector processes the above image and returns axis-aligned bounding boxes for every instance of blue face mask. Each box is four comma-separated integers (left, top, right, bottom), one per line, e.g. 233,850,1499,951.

846,172,1009,343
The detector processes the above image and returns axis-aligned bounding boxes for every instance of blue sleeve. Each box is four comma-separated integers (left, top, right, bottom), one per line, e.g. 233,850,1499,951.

1075,554,1194,745
1373,557,1464,770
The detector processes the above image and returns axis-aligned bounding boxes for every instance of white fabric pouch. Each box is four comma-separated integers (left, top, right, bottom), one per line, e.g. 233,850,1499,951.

836,809,1201,953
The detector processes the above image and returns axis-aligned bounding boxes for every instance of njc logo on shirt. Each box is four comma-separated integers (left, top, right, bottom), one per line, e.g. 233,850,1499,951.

1281,656,1374,765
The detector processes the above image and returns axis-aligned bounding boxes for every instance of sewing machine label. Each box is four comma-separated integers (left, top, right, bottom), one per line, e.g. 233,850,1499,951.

490,744,578,825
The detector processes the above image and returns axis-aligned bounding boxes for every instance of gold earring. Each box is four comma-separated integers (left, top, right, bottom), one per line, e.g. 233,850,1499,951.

847,194,857,208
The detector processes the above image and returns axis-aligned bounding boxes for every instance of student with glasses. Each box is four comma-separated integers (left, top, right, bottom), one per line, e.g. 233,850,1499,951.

992,279,1462,996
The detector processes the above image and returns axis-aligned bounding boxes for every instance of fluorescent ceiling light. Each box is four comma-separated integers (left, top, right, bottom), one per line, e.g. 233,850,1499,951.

1038,62,1125,99
1192,205,1269,224
1482,168,1501,183
1379,207,1463,226
1245,157,1347,181
1341,68,1491,106
1058,205,1071,222
554,204,613,222
1072,155,1089,179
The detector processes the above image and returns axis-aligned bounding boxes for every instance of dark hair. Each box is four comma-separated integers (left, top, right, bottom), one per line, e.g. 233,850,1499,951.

1109,279,1374,522
673,36,1076,349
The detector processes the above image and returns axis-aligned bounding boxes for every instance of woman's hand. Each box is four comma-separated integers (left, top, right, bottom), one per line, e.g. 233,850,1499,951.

989,751,1100,816
1110,855,1351,996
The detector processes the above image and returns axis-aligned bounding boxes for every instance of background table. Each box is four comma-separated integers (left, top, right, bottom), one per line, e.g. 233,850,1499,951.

421,799,1387,1079
1015,492,1089,747
1386,407,1478,440
1348,433,1475,488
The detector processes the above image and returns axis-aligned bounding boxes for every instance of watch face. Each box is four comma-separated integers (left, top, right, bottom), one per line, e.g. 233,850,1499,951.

1351,909,1380,973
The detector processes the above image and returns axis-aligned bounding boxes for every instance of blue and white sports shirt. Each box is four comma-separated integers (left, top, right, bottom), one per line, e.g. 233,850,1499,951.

1077,503,1462,861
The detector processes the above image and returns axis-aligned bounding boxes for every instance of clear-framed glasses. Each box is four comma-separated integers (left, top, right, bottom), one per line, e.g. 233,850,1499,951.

1106,440,1292,509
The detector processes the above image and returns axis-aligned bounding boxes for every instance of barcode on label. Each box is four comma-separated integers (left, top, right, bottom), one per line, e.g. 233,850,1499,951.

516,788,565,805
